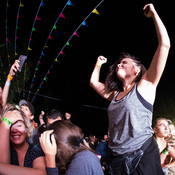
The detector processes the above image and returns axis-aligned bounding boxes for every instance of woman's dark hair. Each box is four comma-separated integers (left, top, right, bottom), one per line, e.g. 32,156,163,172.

105,52,147,92
47,120,95,175
152,117,168,129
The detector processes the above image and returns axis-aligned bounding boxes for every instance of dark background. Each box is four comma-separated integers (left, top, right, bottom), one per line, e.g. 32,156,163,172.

0,0,175,137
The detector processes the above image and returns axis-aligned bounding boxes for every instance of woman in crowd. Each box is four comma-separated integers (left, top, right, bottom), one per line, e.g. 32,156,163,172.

90,3,170,174
39,120,104,175
0,104,46,175
153,118,175,174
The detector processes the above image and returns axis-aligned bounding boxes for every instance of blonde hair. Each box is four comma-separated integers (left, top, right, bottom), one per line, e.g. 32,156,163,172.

0,104,33,140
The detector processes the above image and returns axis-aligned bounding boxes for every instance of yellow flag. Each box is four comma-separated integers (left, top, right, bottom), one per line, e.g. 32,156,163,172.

92,9,100,15
28,47,32,51
20,2,24,7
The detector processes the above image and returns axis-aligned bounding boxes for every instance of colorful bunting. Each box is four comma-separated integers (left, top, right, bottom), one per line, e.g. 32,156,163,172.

82,21,88,27
66,42,72,46
35,16,42,20
73,32,80,37
60,51,65,56
20,2,24,7
25,0,104,102
59,13,66,19
67,0,75,6
48,35,54,40
92,9,100,15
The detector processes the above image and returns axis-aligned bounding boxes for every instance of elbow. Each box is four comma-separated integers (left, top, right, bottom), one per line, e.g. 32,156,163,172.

165,41,171,49
89,80,94,88
159,41,171,51
162,38,171,49
89,77,95,88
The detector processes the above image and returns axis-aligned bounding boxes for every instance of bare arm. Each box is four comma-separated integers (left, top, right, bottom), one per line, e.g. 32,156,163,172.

0,121,11,163
90,56,114,101
138,4,170,103
1,60,20,109
0,157,46,175
140,4,170,86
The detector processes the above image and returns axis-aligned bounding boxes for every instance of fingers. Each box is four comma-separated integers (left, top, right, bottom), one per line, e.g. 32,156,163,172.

97,55,107,64
40,130,53,143
51,134,56,149
98,55,106,61
40,130,57,155
143,3,156,18
9,60,20,76
40,111,45,116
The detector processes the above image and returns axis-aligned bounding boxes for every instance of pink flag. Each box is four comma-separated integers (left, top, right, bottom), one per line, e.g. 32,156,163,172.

73,32,80,37
48,35,54,40
36,16,41,20
60,51,65,56
59,13,66,19
6,38,10,42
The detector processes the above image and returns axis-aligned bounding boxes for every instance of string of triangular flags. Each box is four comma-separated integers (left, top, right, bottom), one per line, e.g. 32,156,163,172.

22,0,45,97
5,0,46,98
14,0,23,58
30,0,104,102
5,0,11,66
28,0,74,99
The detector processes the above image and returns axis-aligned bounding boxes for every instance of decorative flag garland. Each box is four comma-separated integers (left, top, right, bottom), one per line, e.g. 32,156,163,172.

2,0,104,102
28,0,74,98
30,0,104,102
14,0,23,58
5,0,11,66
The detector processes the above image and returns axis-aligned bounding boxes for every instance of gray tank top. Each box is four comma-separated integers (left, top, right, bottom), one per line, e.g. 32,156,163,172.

108,83,154,156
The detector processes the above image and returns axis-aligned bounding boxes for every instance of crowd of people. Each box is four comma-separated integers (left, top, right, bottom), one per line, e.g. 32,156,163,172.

0,3,174,175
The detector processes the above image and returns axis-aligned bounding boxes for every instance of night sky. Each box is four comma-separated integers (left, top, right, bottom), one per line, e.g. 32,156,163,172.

0,0,175,137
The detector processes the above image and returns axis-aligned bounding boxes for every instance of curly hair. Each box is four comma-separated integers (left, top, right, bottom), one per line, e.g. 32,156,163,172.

0,104,33,140
47,120,95,175
105,52,147,92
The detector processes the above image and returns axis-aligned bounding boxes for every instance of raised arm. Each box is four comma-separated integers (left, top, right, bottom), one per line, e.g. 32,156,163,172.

90,56,113,100
142,4,170,86
1,60,20,109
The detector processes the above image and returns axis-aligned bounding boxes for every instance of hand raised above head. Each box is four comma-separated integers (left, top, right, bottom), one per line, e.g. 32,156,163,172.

96,55,107,66
143,3,156,18
9,60,20,77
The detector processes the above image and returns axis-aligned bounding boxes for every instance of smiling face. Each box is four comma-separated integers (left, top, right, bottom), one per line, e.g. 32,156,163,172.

5,111,27,146
20,104,34,120
116,58,140,81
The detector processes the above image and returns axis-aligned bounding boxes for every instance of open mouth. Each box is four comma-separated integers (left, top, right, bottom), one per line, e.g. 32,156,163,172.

11,133,21,140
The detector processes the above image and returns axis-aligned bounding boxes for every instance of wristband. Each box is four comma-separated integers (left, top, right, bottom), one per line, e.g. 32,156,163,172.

95,63,102,68
162,149,168,155
5,81,11,87
7,74,13,81
2,117,12,127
